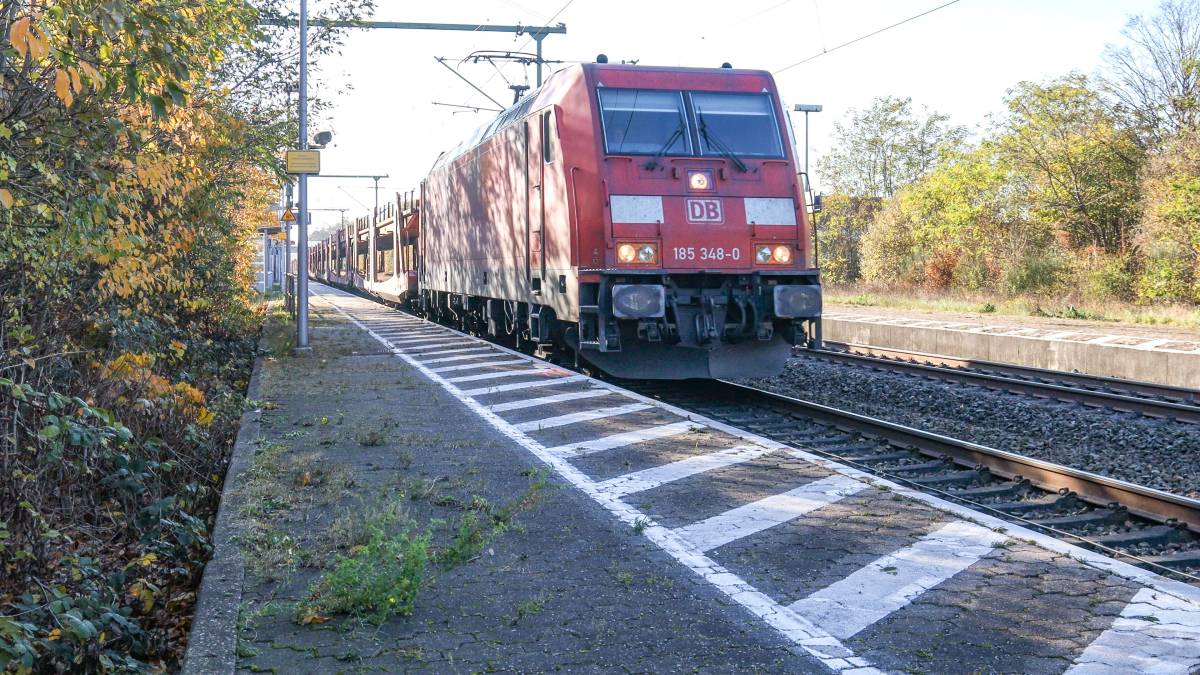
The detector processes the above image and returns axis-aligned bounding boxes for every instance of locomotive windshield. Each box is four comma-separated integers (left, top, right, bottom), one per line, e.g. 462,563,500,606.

598,89,692,155
598,88,784,159
693,93,784,158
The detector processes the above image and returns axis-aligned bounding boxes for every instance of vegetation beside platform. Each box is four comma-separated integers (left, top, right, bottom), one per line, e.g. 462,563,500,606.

813,1,1200,311
0,0,366,671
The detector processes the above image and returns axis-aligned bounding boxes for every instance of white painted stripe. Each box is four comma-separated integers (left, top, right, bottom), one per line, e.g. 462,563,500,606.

1088,335,1123,345
487,389,614,412
543,420,703,458
397,341,477,353
514,402,652,432
389,336,459,346
595,444,776,498
446,369,552,384
460,375,589,396
672,474,865,552
419,352,512,365
1066,587,1200,674
789,521,1005,639
430,359,529,373
403,346,492,357
1041,331,1078,340
1135,338,1172,350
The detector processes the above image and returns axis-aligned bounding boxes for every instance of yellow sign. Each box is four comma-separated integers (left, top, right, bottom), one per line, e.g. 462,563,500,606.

285,149,320,174
272,231,288,241
281,208,296,222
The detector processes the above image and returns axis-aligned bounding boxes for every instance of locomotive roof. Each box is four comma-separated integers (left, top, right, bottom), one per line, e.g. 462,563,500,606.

429,63,776,171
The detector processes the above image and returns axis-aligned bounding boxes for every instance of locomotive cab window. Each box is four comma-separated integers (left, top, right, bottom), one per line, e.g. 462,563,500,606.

542,111,556,164
598,89,692,156
692,92,784,158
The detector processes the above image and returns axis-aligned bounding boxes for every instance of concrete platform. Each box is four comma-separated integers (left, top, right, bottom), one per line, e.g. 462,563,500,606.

822,306,1200,389
187,284,1200,674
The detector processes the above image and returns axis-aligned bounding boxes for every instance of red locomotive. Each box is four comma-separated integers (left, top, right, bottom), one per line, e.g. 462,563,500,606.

310,61,821,379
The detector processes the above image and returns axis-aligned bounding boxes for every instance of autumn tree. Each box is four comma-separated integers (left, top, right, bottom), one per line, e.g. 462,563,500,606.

1103,0,1200,148
817,96,968,198
995,75,1144,254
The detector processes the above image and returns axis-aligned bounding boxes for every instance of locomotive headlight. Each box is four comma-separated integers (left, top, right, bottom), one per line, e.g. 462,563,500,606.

616,242,659,265
688,170,712,191
637,243,658,264
772,245,793,264
756,245,773,263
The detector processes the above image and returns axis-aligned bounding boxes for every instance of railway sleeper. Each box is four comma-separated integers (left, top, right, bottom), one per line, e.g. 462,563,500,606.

1132,548,1200,571
1030,506,1128,530
907,468,991,488
835,449,915,464
947,479,1034,502
875,458,957,475
986,493,1081,515
1084,524,1191,549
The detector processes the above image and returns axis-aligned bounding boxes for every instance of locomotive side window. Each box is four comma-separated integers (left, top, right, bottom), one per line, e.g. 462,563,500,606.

598,89,691,156
542,111,556,164
691,92,784,158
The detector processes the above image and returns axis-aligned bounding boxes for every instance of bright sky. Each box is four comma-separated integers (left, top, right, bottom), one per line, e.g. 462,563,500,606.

301,0,1160,230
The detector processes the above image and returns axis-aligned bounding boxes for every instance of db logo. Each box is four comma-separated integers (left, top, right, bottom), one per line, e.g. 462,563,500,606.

685,198,724,224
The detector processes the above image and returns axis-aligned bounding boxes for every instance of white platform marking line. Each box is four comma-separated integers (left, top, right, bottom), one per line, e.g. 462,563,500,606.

671,474,865,552
395,341,477,353
514,402,652,432
402,346,492,357
429,359,529,374
789,520,1005,640
595,444,775,498
446,368,559,384
544,420,703,458
419,352,513,365
388,336,460,346
310,289,881,673
1134,338,1172,350
1066,587,1200,674
459,375,589,396
487,389,613,412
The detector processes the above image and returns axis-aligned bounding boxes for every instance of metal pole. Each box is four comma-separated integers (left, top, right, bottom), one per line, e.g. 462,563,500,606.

296,0,310,349
262,230,270,292
804,110,810,176
535,34,544,86
283,222,291,309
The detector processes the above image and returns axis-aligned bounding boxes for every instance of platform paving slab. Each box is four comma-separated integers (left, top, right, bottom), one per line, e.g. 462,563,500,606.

189,299,818,673
303,283,1200,674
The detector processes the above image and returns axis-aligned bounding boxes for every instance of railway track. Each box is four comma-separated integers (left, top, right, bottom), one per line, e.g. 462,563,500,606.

806,342,1200,424
625,377,1200,582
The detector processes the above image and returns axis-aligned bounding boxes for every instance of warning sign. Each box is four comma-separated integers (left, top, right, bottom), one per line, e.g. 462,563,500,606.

281,208,296,222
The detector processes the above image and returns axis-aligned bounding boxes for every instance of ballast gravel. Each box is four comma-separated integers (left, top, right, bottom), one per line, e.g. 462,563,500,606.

743,355,1200,499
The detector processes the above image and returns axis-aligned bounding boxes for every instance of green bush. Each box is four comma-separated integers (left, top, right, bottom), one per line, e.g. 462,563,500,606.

305,525,432,624
1001,252,1070,295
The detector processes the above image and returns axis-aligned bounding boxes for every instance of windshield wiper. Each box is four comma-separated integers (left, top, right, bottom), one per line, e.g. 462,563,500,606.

643,125,683,170
697,110,749,173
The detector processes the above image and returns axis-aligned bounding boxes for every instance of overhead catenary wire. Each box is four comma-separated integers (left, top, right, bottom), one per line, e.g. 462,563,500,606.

774,0,964,74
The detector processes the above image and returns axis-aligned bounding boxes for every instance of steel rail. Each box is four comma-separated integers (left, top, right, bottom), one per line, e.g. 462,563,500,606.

713,380,1200,534
806,343,1200,424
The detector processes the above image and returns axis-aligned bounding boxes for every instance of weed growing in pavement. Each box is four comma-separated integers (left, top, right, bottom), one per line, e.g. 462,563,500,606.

631,517,650,535
354,424,389,447
327,495,408,553
510,595,548,625
300,523,433,624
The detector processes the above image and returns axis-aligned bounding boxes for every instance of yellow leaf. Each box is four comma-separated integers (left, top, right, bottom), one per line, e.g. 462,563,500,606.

68,66,82,94
0,189,12,209
9,17,29,57
54,70,74,107
297,610,330,625
26,25,47,60
47,628,61,641
79,61,104,88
